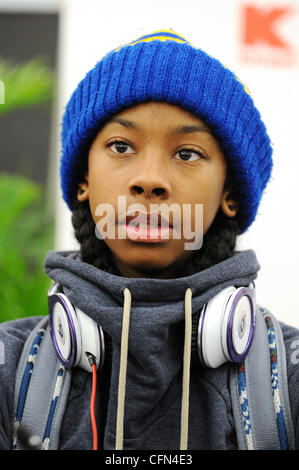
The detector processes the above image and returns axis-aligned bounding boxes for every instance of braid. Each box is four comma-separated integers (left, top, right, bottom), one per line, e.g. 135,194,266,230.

71,199,120,275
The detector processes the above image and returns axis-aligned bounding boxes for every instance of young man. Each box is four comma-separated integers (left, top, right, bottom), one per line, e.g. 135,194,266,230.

0,29,298,451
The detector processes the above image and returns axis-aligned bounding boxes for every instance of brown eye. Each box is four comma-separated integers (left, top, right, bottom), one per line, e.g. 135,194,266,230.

106,140,133,154
175,148,206,162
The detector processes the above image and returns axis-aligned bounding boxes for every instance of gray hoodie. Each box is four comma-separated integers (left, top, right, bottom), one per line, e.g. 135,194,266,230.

0,248,299,450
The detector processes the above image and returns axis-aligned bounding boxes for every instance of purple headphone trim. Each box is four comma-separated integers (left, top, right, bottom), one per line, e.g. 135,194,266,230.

226,287,255,363
48,293,78,368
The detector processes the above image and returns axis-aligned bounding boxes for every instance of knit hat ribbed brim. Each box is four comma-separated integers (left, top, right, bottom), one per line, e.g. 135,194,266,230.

60,29,273,233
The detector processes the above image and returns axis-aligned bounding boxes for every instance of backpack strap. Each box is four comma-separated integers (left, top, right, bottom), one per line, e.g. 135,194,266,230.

229,306,295,450
13,317,72,450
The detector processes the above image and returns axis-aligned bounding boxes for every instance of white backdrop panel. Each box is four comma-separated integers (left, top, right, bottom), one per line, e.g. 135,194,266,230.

52,0,299,327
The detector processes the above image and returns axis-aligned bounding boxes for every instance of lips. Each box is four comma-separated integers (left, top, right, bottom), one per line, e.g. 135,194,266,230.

121,212,173,229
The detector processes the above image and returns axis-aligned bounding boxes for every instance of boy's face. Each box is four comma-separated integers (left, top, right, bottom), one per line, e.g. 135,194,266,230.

78,102,238,278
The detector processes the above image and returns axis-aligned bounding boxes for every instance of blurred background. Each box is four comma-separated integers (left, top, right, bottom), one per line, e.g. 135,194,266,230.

0,0,299,327
0,0,58,322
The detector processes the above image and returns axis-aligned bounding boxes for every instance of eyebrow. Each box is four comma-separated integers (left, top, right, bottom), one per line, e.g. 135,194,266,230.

102,118,214,136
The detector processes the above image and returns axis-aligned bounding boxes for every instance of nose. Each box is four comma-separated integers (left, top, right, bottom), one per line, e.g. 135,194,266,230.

128,155,171,200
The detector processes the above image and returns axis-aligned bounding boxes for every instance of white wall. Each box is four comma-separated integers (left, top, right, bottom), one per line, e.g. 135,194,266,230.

52,0,299,328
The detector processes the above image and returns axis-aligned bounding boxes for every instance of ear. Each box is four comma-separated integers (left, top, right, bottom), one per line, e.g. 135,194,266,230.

77,174,89,202
220,189,239,218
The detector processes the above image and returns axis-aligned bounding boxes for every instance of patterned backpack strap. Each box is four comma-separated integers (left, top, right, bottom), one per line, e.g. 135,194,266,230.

229,306,295,450
262,309,295,449
13,317,72,450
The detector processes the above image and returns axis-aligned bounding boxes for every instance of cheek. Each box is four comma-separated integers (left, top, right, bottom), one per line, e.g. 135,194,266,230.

87,174,108,224
88,153,113,202
89,150,125,191
188,174,226,230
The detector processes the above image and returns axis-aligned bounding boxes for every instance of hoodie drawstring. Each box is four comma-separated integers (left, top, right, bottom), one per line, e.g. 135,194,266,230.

115,287,193,451
180,288,193,450
115,288,132,450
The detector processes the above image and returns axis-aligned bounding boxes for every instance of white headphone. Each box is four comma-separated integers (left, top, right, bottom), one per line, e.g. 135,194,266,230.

194,284,256,368
48,282,255,372
48,283,105,372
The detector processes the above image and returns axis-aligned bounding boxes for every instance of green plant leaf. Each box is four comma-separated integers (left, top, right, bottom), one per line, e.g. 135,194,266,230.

0,173,54,322
0,55,54,117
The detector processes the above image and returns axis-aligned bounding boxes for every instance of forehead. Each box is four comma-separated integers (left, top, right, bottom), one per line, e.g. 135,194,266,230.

100,101,215,138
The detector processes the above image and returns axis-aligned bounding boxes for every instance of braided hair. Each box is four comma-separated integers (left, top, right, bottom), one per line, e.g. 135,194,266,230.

70,156,241,277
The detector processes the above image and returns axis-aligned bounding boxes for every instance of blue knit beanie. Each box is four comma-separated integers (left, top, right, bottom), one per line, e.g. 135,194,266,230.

60,29,273,233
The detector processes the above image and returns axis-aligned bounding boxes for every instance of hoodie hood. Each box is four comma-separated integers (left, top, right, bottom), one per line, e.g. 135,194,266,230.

44,248,260,450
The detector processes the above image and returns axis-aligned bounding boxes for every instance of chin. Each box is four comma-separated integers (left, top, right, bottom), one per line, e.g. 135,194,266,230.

114,251,179,277
106,239,187,277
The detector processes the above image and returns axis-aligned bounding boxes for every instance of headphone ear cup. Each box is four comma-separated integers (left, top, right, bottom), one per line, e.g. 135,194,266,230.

191,310,202,365
197,287,236,368
197,286,256,368
74,306,105,372
48,284,105,373
221,286,256,364
49,292,82,369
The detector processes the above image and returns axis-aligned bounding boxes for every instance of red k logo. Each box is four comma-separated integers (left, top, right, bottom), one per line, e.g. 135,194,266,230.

243,5,291,49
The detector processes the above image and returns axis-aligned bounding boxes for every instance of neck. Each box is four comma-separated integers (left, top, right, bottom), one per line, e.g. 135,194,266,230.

111,253,194,279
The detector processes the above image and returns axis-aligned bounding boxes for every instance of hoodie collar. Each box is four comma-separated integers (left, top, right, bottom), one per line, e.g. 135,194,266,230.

44,248,259,309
